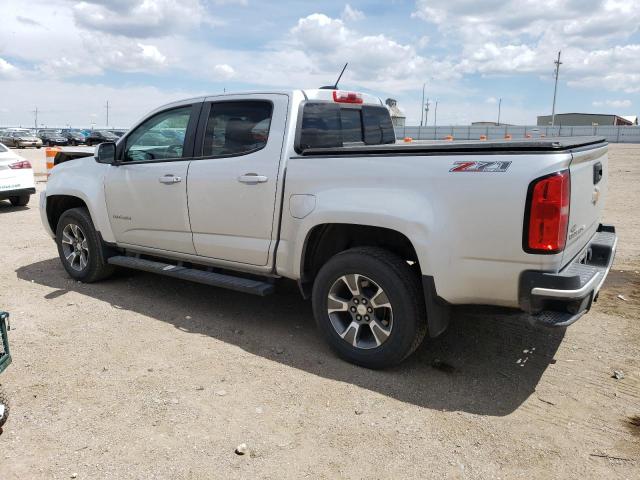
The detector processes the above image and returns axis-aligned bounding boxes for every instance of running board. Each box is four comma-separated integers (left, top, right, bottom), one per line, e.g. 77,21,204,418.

107,256,275,296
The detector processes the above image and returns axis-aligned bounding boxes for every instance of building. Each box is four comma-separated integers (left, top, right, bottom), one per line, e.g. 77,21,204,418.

622,115,638,125
385,98,406,128
537,113,634,126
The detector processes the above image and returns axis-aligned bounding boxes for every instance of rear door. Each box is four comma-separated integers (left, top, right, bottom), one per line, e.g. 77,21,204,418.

562,144,608,264
187,94,289,266
105,103,201,254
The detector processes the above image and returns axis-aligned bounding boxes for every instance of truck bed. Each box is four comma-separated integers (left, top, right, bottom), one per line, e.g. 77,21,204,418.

300,136,607,156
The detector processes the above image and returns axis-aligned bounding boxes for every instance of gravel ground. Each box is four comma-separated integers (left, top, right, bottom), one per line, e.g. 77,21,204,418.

0,144,639,479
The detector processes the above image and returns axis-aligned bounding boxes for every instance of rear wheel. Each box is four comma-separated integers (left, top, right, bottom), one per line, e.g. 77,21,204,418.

0,385,9,428
312,247,427,369
9,195,29,207
56,207,115,282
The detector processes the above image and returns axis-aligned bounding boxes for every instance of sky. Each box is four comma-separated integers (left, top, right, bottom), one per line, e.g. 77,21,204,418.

0,0,639,128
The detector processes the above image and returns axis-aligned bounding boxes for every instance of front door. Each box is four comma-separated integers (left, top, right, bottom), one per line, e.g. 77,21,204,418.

105,103,200,254
187,94,289,266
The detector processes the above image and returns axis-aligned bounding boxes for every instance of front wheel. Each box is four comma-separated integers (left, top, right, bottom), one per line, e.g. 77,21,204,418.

0,385,9,428
312,247,427,369
9,195,29,207
56,207,115,282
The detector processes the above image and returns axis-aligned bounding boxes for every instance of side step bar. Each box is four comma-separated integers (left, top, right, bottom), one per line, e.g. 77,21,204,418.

107,256,275,296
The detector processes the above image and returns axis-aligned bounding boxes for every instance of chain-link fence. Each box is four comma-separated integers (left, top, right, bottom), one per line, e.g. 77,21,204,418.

396,125,640,143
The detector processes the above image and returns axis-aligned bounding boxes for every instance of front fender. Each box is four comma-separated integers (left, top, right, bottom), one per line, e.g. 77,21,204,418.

45,157,116,243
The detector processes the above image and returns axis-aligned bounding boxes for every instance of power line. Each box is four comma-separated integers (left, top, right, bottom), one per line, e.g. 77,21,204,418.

551,51,562,128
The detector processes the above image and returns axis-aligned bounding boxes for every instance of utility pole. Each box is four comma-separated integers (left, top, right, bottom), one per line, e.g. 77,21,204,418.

425,98,431,126
420,83,426,126
32,107,38,131
434,100,438,127
105,100,110,127
551,51,562,127
497,98,502,125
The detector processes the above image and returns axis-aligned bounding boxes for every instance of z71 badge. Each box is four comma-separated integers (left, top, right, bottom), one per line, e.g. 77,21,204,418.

449,161,512,173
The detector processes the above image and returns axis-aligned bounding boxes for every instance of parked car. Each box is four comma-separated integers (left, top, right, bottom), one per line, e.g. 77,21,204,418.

60,129,86,146
40,89,616,369
0,142,35,206
85,130,119,146
0,131,43,149
107,129,127,138
38,130,69,147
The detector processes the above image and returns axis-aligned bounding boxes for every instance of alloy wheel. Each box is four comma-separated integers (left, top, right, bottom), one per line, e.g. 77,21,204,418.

61,223,90,271
327,274,393,349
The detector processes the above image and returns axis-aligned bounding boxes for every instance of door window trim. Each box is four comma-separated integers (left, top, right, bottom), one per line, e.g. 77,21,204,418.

192,99,275,160
115,103,203,165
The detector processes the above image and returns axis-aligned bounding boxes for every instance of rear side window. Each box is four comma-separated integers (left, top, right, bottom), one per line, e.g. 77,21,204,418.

299,102,395,150
362,105,395,145
0,144,7,153
202,101,272,157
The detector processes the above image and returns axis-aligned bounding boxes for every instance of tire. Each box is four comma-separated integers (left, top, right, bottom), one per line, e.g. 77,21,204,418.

9,195,29,207
312,247,427,369
0,385,9,428
56,207,115,282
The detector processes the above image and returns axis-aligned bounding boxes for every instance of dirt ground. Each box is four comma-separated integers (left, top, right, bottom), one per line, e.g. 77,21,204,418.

0,144,638,479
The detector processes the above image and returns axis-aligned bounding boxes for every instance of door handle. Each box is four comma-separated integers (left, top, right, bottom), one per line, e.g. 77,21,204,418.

238,173,268,184
159,175,182,184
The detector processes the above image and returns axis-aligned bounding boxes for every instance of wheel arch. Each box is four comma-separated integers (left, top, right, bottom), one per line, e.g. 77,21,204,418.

297,222,450,338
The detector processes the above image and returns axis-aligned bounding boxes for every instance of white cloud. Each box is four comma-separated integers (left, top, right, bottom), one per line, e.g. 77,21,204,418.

72,0,212,38
592,99,632,108
0,58,19,79
213,64,235,79
288,13,458,91
413,0,640,92
342,4,365,22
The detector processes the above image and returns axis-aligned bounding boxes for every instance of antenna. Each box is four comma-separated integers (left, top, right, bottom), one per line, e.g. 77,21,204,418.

320,63,348,89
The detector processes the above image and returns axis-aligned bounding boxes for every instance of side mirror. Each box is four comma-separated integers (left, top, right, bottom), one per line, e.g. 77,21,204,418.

95,142,117,164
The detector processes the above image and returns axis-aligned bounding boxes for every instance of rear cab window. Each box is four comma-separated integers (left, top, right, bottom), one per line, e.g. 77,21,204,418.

298,102,395,151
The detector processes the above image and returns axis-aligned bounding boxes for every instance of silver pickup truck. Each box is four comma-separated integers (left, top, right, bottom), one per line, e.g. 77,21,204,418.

40,88,616,368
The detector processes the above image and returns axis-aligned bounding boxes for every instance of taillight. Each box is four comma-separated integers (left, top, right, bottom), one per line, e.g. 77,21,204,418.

9,160,32,169
524,170,570,253
332,90,363,104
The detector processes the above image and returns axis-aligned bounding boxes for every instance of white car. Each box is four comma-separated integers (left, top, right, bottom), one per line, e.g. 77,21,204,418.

0,142,35,207
40,89,615,368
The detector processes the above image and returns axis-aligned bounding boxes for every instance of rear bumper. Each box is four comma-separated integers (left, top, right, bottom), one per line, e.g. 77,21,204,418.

519,224,617,327
0,187,36,200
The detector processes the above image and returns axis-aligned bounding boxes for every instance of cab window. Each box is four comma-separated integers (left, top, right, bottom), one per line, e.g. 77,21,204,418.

202,101,272,157
124,106,191,162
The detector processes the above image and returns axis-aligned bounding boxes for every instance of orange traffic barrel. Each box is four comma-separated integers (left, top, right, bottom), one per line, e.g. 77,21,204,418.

46,147,62,177
479,135,487,141
525,134,532,138
444,135,454,141
504,134,512,140
403,137,413,143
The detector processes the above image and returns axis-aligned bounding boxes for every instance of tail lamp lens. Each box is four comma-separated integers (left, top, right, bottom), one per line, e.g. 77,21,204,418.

9,160,32,169
526,170,570,253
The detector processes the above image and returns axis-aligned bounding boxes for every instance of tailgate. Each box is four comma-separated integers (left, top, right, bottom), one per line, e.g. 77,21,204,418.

562,144,608,265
